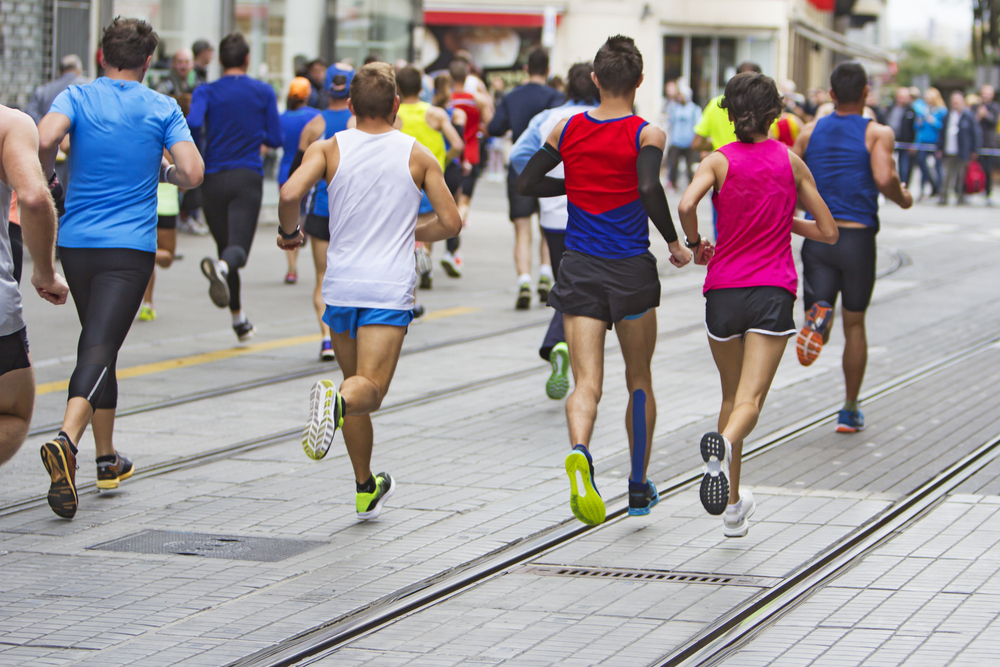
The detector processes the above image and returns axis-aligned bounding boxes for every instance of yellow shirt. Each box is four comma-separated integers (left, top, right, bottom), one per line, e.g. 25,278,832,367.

694,94,780,149
397,101,446,171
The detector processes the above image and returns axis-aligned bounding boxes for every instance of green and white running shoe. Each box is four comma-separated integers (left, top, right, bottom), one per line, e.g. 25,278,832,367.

357,472,395,520
546,342,570,400
565,445,605,525
302,380,343,460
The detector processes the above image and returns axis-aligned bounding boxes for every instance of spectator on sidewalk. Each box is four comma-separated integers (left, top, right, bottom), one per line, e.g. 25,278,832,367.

915,87,946,198
887,87,917,187
26,55,87,124
937,90,981,206
666,85,701,191
974,84,1000,203
192,40,214,85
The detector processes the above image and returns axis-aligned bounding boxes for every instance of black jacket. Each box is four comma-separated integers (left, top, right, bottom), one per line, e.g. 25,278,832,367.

937,109,982,161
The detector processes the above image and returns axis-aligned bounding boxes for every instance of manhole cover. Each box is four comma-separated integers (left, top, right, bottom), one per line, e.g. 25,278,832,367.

515,565,774,587
88,530,324,562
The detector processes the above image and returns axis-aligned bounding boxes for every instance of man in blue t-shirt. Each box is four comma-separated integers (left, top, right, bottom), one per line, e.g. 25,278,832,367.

35,17,204,520
187,32,283,342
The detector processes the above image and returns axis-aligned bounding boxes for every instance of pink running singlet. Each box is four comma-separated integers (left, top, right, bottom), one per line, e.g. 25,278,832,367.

705,139,798,296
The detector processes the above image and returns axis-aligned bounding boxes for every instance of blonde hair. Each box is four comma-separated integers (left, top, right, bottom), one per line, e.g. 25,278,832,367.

924,87,944,108
350,62,397,119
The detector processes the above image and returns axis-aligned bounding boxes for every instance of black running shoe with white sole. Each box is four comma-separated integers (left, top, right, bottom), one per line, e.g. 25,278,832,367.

699,431,731,516
200,257,230,308
233,319,256,342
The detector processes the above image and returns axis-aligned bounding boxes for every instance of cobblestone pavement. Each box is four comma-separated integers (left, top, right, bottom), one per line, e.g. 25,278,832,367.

1,183,999,666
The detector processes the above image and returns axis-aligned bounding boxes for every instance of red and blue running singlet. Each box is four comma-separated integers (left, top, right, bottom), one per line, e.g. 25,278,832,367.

559,113,649,259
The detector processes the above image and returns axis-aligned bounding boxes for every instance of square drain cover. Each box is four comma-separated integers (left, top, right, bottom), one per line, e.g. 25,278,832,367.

88,530,324,562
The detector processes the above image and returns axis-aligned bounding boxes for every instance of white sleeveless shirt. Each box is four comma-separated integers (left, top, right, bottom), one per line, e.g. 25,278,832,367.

322,129,421,310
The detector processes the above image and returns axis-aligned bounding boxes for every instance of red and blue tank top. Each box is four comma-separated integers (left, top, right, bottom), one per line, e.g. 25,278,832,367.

559,112,649,259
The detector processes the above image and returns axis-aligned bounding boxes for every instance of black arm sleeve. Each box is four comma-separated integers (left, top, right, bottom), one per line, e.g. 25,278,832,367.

288,149,305,177
516,144,566,198
637,145,679,244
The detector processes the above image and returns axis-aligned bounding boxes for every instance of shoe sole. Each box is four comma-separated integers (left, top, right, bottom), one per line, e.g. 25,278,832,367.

303,380,340,460
320,351,336,362
796,328,824,366
699,432,730,516
628,487,660,516
200,258,230,309
96,464,135,490
420,274,433,289
565,451,605,525
516,294,531,310
538,287,550,302
40,443,77,519
836,423,865,433
440,260,461,278
546,347,570,400
357,475,395,521
723,500,756,538
236,325,256,343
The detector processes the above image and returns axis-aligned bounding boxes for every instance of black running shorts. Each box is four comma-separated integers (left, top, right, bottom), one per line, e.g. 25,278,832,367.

444,162,462,196
548,249,660,329
0,327,30,377
506,164,539,221
460,162,481,197
303,213,330,242
705,286,796,342
801,227,877,313
157,215,177,230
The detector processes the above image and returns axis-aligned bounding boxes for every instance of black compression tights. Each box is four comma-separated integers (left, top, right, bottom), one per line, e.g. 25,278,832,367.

59,247,155,410
201,169,264,312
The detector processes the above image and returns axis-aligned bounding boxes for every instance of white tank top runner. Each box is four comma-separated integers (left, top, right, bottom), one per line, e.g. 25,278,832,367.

322,128,421,310
0,179,24,337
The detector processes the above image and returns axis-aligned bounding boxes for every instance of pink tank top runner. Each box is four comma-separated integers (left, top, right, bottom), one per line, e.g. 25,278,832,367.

705,138,798,296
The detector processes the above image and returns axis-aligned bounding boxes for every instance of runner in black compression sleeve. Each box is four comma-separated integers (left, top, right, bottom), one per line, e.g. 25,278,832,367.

637,145,679,244
516,145,566,198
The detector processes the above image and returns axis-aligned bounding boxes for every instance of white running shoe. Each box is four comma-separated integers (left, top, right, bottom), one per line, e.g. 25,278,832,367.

302,380,342,461
200,257,230,309
440,251,462,278
723,490,756,538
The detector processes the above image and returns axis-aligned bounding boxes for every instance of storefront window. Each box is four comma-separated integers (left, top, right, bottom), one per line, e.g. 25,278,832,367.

236,0,284,90
663,33,775,105
337,0,415,65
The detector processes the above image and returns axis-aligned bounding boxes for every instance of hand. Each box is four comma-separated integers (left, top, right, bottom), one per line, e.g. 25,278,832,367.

462,160,472,176
694,238,715,265
899,183,914,209
32,269,69,305
47,172,63,202
667,240,693,268
276,229,304,250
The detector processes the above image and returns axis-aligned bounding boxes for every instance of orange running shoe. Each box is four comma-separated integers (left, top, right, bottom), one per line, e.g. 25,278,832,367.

796,301,833,367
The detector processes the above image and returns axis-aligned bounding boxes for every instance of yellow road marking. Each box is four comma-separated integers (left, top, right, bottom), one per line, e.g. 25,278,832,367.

35,306,481,396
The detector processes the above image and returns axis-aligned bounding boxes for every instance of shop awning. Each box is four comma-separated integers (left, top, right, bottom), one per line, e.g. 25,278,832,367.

790,18,894,63
424,5,563,27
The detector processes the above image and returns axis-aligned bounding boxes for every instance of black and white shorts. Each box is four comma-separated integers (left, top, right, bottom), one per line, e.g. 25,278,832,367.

705,286,796,341
0,327,30,377
548,249,660,329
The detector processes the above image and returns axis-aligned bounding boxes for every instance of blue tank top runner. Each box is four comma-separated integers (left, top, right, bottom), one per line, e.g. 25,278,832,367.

308,108,353,218
804,113,880,232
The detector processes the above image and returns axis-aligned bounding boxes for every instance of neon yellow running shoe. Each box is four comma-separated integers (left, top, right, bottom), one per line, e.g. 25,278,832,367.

138,304,156,321
302,380,343,460
356,472,395,520
565,445,605,525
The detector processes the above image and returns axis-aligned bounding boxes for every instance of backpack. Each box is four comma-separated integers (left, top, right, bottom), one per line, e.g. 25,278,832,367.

966,161,986,194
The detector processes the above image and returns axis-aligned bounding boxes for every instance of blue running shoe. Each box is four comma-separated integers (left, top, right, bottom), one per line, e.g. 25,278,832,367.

836,408,865,433
628,480,659,516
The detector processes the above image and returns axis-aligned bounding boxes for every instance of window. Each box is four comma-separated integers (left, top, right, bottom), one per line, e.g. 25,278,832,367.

662,33,775,106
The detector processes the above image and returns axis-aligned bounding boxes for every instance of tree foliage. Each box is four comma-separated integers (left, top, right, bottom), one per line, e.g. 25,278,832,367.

896,40,974,86
973,0,1000,64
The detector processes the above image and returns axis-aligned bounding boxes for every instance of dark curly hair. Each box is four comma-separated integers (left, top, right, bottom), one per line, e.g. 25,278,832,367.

720,72,783,143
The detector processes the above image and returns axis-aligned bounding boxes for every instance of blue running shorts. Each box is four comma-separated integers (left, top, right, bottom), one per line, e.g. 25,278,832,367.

418,190,434,215
323,306,413,339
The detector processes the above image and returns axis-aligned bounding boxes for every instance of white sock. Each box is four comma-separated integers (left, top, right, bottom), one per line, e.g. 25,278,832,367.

539,264,554,280
231,310,246,326
518,273,532,286
322,336,331,343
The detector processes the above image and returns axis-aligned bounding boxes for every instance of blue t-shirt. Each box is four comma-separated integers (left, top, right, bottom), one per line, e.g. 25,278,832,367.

308,108,353,218
187,74,283,175
49,78,193,252
278,107,320,184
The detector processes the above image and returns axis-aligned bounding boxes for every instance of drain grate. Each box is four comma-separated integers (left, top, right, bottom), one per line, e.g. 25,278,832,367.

87,530,324,562
515,565,774,587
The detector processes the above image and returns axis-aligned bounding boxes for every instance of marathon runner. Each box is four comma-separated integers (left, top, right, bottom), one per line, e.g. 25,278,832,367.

291,64,355,361
678,71,837,537
277,63,462,521
518,36,694,526
509,62,600,399
487,49,563,310
276,77,319,286
0,105,68,468
36,18,204,518
792,62,913,433
188,32,282,342
137,176,180,321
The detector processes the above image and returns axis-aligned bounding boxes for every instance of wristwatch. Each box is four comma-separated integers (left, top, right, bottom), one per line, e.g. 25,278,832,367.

684,234,701,249
278,225,301,240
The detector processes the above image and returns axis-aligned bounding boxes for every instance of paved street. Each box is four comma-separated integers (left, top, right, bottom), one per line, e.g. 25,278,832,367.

2,180,1000,667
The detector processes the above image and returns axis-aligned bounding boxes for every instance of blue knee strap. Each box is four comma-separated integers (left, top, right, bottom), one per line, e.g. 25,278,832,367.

631,389,646,485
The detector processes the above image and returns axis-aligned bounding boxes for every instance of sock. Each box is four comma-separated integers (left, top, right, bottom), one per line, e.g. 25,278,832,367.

218,259,229,275
628,479,649,493
631,389,647,487
322,336,331,343
96,454,117,463
356,475,376,494
57,431,78,455
142,300,153,308
539,264,554,280
844,400,858,412
232,310,247,326
518,273,532,286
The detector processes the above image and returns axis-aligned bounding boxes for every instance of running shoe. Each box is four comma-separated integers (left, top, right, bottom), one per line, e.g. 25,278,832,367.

440,251,462,278
233,319,256,343
138,303,156,321
96,452,135,490
546,342,570,400
565,445,605,525
836,408,865,433
538,274,552,302
699,431,732,516
179,216,210,236
412,303,426,323
356,472,395,520
302,379,343,460
419,272,433,290
284,270,297,285
796,301,833,367
320,339,335,362
40,435,78,519
723,489,756,538
516,283,531,310
628,480,660,516
200,257,230,308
